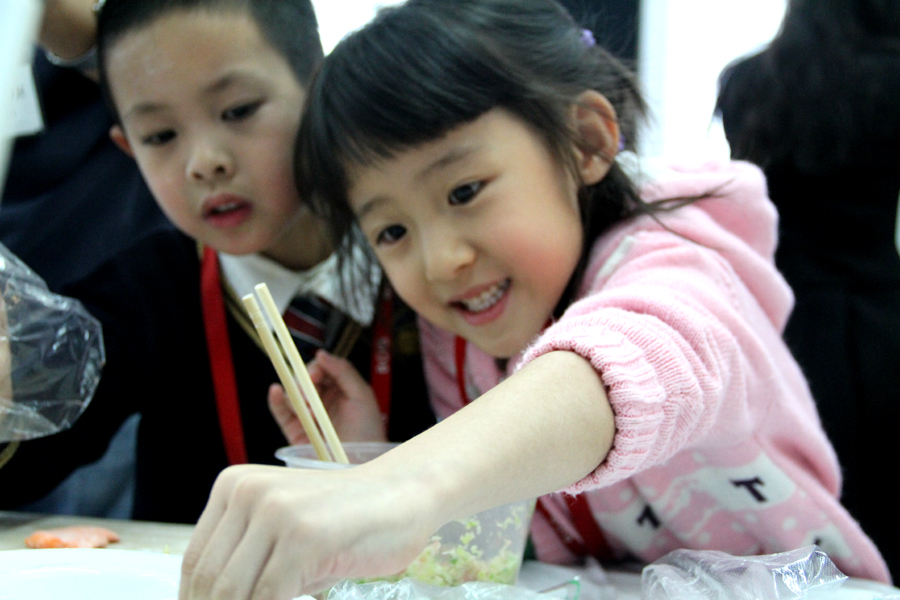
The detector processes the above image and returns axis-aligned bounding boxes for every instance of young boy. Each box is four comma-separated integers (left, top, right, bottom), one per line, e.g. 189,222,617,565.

0,0,434,524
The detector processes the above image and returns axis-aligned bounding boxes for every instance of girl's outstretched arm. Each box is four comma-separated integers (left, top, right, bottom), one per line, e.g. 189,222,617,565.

179,349,615,600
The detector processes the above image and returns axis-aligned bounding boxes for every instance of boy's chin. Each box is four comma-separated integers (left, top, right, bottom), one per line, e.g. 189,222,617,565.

205,241,265,258
197,231,273,258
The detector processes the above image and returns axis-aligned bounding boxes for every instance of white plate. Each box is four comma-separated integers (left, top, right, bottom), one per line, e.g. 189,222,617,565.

0,548,181,600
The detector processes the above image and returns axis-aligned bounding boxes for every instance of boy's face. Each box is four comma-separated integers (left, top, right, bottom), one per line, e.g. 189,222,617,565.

107,10,318,265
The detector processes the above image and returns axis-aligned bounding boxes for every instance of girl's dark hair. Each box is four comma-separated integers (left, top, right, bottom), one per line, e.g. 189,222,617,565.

96,0,324,123
296,0,653,314
715,0,900,173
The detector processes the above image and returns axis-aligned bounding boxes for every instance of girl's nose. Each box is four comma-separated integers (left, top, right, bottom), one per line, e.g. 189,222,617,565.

187,141,234,182
421,229,476,283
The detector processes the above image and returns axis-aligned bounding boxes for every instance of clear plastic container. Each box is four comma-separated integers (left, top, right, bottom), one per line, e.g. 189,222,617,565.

276,442,536,586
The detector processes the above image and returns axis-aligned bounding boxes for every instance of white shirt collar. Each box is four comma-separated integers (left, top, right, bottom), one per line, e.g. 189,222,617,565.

217,250,381,326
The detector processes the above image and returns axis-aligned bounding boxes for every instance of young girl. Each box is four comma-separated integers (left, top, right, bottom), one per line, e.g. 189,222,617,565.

179,1,889,597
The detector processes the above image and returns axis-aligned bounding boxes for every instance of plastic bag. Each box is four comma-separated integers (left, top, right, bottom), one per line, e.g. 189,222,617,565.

0,242,104,442
317,578,561,600
642,546,848,600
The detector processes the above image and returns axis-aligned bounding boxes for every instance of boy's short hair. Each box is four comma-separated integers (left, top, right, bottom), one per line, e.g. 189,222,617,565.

97,0,324,121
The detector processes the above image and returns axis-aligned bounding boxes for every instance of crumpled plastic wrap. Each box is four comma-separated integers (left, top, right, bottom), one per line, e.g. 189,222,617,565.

642,546,849,600
318,578,557,600
0,242,104,442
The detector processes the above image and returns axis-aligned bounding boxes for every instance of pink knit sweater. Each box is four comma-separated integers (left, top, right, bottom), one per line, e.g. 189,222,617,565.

419,160,890,582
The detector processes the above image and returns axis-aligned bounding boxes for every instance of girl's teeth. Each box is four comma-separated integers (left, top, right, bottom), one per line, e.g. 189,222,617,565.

461,280,510,312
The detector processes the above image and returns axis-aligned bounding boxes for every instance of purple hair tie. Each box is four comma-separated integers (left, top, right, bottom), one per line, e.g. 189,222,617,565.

580,29,596,47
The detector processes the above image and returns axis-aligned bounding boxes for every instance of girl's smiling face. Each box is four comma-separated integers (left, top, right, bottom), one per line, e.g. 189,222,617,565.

106,10,328,269
348,108,586,358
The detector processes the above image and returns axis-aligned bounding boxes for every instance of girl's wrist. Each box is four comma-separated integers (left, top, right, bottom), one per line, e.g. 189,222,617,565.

357,443,455,535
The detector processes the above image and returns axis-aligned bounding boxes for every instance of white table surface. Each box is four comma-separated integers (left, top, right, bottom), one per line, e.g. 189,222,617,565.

2,511,898,600
0,510,194,555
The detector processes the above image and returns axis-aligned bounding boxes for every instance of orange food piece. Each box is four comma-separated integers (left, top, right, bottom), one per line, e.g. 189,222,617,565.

25,525,121,549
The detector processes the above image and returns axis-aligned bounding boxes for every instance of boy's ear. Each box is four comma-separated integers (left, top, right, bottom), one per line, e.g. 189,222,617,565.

570,90,620,185
109,125,134,158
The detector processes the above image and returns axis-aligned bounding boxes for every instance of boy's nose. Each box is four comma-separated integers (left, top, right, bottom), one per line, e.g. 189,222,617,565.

421,230,476,283
187,143,234,182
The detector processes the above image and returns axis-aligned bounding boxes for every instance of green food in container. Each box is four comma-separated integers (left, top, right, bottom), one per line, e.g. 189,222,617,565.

275,443,536,586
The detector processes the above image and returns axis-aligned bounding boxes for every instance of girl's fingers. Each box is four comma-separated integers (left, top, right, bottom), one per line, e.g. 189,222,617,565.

188,515,256,600
180,466,292,600
179,467,246,600
178,463,435,600
208,525,278,600
253,538,322,600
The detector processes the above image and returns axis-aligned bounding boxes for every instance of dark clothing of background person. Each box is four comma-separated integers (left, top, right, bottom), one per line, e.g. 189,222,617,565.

0,51,172,292
716,1,900,577
0,229,436,524
0,52,173,518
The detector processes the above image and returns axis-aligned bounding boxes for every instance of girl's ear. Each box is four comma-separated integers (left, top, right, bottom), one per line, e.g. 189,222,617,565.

109,125,135,158
570,90,620,185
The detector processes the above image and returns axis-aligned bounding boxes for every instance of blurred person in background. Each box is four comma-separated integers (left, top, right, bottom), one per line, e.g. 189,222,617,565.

0,0,172,518
716,0,900,578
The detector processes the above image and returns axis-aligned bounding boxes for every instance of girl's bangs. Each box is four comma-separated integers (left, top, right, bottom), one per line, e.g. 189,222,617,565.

312,7,515,168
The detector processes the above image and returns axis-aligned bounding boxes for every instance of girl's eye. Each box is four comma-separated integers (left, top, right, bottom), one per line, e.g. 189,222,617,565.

376,224,407,245
141,130,176,146
222,101,262,122
448,181,483,206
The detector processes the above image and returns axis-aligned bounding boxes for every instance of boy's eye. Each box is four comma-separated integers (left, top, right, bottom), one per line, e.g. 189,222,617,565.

376,224,407,245
448,181,483,206
141,130,176,146
222,101,262,122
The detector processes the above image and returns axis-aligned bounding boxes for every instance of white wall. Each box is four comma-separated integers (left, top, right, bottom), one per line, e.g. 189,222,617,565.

637,0,787,160
313,0,787,162
0,0,42,194
1,0,792,191
312,0,403,54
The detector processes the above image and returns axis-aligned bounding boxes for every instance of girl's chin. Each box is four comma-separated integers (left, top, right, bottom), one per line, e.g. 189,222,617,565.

464,332,531,361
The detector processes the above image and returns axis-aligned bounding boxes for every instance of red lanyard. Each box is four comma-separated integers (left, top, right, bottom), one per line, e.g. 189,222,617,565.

453,335,614,562
370,285,393,424
200,248,394,465
200,247,248,465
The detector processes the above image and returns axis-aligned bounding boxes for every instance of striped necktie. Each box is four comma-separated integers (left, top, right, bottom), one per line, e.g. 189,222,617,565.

282,295,333,362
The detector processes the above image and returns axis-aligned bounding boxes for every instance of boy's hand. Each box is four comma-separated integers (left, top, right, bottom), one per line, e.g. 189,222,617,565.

267,350,387,445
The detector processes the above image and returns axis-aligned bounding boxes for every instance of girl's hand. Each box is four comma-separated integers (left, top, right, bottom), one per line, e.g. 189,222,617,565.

178,462,433,600
267,350,387,445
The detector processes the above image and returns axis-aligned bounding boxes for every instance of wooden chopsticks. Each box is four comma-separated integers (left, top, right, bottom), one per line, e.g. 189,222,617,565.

242,283,349,464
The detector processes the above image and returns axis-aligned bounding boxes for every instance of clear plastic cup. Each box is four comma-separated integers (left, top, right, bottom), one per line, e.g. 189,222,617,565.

276,442,536,586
